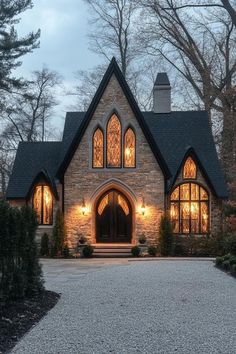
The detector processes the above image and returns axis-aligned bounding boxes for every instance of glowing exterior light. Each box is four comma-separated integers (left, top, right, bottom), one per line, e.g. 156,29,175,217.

140,198,146,216
81,198,86,215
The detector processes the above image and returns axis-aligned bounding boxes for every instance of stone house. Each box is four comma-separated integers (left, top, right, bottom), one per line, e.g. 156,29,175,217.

6,58,228,252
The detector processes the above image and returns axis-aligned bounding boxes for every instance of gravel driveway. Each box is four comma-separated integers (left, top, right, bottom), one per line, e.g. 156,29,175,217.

11,259,236,354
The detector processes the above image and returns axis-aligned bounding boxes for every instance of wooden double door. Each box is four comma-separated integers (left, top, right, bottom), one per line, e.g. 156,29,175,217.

96,190,132,243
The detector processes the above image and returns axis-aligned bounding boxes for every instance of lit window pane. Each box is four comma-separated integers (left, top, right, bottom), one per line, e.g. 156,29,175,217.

107,114,121,167
171,187,179,200
180,202,190,233
201,202,209,233
33,186,42,223
118,194,130,215
170,202,179,233
180,184,190,200
93,128,104,168
200,187,208,200
98,194,109,215
124,128,135,168
191,183,199,200
43,186,53,224
191,202,199,233
183,157,196,179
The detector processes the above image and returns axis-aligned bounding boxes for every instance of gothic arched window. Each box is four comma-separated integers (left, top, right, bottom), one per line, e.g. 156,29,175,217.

124,127,136,168
183,157,197,179
33,185,53,225
170,183,209,234
106,114,121,167
93,128,104,168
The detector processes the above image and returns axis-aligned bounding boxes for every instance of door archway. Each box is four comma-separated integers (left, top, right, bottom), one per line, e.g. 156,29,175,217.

96,189,132,243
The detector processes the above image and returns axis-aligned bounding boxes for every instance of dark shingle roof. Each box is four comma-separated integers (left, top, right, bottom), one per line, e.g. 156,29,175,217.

154,73,170,86
6,109,228,199
142,111,228,198
6,142,61,199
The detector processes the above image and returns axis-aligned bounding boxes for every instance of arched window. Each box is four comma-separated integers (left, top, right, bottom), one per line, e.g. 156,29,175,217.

33,185,53,225
124,127,136,168
170,183,209,234
93,128,104,168
107,114,121,167
183,157,196,179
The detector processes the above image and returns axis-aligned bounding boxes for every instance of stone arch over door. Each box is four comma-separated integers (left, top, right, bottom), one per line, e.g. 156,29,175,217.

90,179,136,244
96,189,132,243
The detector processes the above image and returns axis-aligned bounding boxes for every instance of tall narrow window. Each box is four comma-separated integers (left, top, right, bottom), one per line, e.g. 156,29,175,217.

33,185,53,225
124,128,136,168
183,157,197,179
93,128,104,168
170,183,209,234
107,114,121,167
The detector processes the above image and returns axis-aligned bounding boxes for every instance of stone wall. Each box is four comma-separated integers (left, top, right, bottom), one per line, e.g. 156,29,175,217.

64,74,165,249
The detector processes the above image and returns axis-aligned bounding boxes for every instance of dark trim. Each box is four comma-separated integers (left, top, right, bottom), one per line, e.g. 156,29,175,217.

106,112,122,168
123,125,136,169
26,169,59,201
92,126,104,169
169,147,218,197
56,57,170,179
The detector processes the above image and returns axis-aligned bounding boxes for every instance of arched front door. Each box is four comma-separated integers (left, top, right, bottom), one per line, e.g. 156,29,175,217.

96,190,132,243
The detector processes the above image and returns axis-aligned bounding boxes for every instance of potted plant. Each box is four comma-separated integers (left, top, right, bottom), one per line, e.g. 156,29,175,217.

78,235,87,245
138,233,147,245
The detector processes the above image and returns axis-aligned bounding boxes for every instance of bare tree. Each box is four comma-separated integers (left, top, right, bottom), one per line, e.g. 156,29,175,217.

84,0,138,77
0,68,61,195
138,0,236,182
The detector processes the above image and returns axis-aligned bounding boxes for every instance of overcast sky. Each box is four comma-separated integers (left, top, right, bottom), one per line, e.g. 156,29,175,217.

16,0,101,134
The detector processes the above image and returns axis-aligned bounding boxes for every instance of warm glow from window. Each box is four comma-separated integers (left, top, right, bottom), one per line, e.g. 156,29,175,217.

170,183,209,234
33,185,53,225
118,194,130,215
98,194,109,215
124,128,135,168
183,157,196,179
93,128,104,168
107,114,121,167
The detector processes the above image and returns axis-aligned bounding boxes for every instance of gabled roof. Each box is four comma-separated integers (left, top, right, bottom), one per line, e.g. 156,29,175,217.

57,57,170,179
143,111,228,198
6,58,228,200
6,142,61,199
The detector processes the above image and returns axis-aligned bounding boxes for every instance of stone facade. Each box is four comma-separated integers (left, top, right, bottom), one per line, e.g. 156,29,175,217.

64,74,165,249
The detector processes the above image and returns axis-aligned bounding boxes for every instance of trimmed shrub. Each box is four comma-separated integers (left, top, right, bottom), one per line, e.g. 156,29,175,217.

40,233,49,256
82,245,94,258
0,201,44,302
159,215,173,256
131,246,141,257
231,264,236,274
62,244,70,258
148,245,158,256
222,260,230,271
52,209,67,256
138,234,146,244
215,256,223,266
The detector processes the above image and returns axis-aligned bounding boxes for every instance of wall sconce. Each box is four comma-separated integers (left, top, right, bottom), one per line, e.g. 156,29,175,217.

140,198,146,216
81,198,86,215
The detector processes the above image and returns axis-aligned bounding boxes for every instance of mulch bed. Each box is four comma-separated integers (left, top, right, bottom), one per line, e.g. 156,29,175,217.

0,290,60,354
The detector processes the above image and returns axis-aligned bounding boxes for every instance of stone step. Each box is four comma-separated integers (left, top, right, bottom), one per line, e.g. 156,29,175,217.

93,245,132,258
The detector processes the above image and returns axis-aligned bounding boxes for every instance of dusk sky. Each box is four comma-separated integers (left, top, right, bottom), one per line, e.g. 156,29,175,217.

16,0,102,134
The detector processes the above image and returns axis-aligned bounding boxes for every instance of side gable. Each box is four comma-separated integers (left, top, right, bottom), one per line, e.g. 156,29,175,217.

143,111,228,198
6,142,61,200
57,57,170,180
